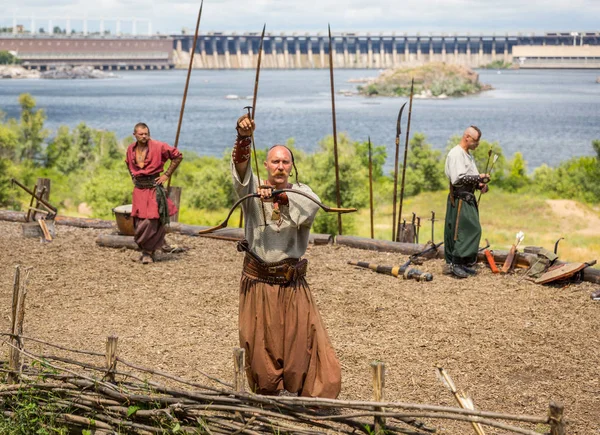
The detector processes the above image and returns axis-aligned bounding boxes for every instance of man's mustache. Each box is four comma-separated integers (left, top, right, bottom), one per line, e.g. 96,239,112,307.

273,171,287,176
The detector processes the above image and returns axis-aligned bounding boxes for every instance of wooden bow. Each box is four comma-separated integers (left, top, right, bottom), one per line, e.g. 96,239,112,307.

197,189,357,235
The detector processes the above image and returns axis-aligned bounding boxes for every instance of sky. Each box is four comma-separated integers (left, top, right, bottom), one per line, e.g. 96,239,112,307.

1,0,599,36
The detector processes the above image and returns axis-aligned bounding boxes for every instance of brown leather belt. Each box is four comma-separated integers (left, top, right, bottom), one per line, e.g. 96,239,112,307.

242,254,308,285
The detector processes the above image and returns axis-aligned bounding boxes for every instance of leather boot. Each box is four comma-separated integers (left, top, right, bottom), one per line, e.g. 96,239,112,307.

450,264,469,279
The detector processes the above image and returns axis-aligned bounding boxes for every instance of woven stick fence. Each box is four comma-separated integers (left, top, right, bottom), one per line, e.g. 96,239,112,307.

0,266,567,435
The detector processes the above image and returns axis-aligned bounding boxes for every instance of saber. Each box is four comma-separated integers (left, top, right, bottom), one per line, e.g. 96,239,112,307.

167,0,203,192
396,79,414,241
328,24,343,235
391,102,407,241
368,136,374,239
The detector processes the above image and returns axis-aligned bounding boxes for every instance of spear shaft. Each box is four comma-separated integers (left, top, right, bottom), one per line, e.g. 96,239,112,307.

167,0,203,192
249,25,268,226
328,24,343,235
477,148,493,205
368,136,374,239
396,79,414,241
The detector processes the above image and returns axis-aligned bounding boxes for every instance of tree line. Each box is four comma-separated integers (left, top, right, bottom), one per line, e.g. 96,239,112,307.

2,93,599,235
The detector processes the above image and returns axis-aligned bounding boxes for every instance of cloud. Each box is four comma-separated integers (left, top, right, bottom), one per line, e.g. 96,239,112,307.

2,0,599,34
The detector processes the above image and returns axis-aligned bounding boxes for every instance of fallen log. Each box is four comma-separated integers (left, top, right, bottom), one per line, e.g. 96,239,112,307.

54,215,115,229
96,234,137,250
335,235,442,256
0,211,116,229
0,210,27,222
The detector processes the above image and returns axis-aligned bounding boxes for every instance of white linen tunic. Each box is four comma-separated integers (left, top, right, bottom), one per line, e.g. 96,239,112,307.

231,161,320,263
445,145,479,185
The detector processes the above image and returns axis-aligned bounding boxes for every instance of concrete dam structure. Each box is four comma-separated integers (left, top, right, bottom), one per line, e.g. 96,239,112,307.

172,32,600,69
1,31,598,70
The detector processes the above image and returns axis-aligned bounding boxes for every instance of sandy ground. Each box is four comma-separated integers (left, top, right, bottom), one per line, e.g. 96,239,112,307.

0,220,598,434
547,199,600,236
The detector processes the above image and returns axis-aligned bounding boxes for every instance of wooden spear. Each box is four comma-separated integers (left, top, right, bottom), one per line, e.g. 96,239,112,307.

247,24,268,226
167,0,203,192
368,136,374,239
396,79,414,241
328,24,343,235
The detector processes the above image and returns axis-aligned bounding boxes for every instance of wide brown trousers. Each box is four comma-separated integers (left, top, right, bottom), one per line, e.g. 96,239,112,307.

239,276,342,398
133,218,166,252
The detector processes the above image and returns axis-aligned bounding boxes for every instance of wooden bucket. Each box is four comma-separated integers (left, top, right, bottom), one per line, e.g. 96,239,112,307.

112,204,134,236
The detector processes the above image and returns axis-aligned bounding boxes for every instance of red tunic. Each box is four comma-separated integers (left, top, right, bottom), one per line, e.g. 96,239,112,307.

125,139,182,219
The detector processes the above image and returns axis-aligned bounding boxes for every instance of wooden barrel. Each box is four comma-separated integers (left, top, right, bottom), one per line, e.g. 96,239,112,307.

112,204,134,236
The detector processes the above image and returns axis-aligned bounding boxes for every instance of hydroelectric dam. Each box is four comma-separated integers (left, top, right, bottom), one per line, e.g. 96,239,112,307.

1,30,599,70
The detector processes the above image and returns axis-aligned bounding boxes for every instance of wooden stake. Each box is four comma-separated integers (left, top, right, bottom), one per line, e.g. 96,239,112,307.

371,361,385,434
8,266,21,384
548,402,566,435
8,266,30,384
105,336,118,383
167,186,182,222
368,136,374,239
233,347,246,393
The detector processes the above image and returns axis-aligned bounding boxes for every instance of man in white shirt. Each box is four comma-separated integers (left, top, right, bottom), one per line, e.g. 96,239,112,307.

230,114,342,398
443,126,489,278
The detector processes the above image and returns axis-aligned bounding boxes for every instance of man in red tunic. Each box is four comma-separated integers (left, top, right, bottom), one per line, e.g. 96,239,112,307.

125,123,183,264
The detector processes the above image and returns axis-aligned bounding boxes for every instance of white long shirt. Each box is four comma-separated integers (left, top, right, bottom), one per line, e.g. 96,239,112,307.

231,161,320,263
445,145,479,186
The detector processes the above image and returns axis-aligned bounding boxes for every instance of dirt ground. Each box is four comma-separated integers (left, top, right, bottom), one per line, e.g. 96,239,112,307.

0,220,598,434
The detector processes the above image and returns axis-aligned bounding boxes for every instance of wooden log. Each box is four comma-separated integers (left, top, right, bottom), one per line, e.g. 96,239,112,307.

233,347,246,393
548,402,566,435
55,215,115,229
336,235,441,256
105,336,118,383
371,362,385,434
168,186,182,223
21,220,56,239
96,234,138,250
0,210,28,222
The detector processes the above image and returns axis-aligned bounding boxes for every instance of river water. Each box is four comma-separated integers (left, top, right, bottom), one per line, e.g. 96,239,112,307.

1,68,599,171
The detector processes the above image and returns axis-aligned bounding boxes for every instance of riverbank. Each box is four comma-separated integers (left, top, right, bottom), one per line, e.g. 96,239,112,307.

0,65,117,79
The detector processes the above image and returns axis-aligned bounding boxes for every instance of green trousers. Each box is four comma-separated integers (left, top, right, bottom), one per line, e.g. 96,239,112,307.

444,195,481,265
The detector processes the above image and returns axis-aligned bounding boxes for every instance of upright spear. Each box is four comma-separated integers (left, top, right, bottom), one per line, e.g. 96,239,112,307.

328,24,343,235
249,24,268,226
368,136,374,239
396,78,414,241
167,0,203,192
392,102,407,242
